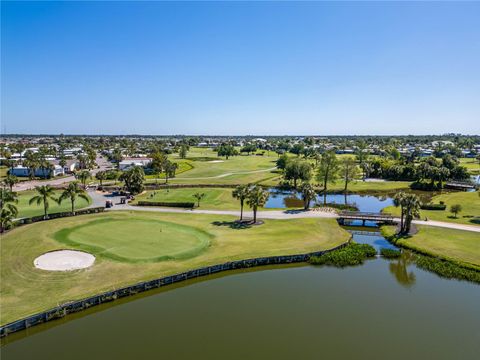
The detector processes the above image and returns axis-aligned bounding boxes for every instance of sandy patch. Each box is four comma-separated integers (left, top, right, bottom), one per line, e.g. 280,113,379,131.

364,178,387,182
34,250,95,271
208,160,224,163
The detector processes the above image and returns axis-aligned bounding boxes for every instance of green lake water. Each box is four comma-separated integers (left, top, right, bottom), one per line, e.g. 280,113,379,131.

2,232,479,360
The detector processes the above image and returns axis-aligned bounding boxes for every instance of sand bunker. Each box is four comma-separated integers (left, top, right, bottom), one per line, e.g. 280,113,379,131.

208,160,224,163
34,250,95,271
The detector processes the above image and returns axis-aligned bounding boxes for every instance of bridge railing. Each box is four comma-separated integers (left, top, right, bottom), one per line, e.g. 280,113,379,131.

339,211,393,218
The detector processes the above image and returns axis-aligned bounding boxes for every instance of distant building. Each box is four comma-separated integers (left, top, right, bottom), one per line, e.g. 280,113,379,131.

10,165,64,178
119,157,152,171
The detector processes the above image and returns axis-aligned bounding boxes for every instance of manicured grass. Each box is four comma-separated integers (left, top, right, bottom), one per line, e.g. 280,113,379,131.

328,180,411,192
459,158,480,175
383,225,480,269
54,217,212,262
15,190,92,218
383,190,480,225
0,211,350,324
133,187,240,210
168,147,279,185
145,160,193,181
0,166,8,179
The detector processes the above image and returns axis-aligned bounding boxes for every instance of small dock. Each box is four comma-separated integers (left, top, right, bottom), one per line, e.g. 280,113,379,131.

338,211,395,225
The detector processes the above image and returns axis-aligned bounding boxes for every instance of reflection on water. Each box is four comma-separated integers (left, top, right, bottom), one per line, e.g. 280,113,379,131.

266,189,395,212
348,228,416,288
389,251,417,288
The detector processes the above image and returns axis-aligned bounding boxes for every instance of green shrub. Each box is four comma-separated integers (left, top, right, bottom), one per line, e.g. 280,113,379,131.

309,243,376,267
380,248,401,258
420,203,446,210
415,255,480,283
137,201,195,208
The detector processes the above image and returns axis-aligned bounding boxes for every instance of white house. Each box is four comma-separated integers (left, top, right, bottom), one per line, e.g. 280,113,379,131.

119,157,152,171
10,165,64,178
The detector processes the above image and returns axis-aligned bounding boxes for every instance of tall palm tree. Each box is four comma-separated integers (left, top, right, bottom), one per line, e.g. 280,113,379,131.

58,182,89,214
0,188,18,232
232,184,250,221
29,185,57,219
76,170,91,189
246,185,269,224
0,208,15,233
393,191,406,233
299,182,317,210
3,174,18,191
403,193,421,234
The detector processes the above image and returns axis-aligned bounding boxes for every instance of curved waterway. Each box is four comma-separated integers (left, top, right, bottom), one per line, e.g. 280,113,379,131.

2,230,479,359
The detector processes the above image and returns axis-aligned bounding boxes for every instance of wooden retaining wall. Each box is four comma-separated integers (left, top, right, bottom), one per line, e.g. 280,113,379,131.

0,242,348,337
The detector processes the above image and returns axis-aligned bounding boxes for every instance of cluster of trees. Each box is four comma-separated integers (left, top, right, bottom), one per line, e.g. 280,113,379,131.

367,154,469,188
277,151,360,197
120,166,145,195
232,184,270,223
0,182,89,232
150,151,179,184
217,144,238,159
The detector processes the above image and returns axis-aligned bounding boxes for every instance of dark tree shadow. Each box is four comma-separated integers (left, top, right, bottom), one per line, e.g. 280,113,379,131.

211,220,253,229
211,219,265,229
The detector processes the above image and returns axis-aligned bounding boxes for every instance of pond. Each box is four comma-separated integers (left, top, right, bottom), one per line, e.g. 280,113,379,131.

1,232,479,360
265,188,395,213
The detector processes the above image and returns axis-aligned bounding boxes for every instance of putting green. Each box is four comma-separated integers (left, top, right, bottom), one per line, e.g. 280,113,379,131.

53,217,211,263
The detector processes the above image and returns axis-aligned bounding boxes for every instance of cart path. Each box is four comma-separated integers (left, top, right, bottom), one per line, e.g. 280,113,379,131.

89,191,480,232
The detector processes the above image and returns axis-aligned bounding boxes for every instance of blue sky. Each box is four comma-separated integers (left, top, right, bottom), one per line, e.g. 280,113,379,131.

2,1,479,135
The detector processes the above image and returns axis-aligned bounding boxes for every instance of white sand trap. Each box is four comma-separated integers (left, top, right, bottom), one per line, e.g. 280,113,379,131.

208,160,224,163
34,250,95,271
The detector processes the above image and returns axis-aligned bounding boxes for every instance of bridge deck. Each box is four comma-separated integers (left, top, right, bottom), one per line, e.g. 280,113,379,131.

338,211,394,222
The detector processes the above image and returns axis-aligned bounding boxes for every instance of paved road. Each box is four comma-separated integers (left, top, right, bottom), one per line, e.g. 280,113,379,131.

89,190,480,232
13,154,113,191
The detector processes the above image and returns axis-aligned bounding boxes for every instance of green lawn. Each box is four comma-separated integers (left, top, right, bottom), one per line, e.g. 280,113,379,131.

383,225,480,269
15,190,92,218
133,187,241,210
168,147,280,185
0,166,7,179
383,190,480,225
459,158,480,175
328,180,411,192
145,160,193,181
55,217,212,262
0,211,350,324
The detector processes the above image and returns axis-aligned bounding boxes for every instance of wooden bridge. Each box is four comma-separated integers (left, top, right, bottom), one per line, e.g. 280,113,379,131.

445,181,476,190
337,211,395,225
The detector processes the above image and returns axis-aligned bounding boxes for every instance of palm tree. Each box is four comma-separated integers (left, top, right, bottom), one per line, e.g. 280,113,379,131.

29,185,57,219
299,182,317,210
232,184,250,221
403,193,421,234
246,185,269,224
58,182,89,214
393,191,406,233
95,170,107,186
164,161,178,184
0,208,15,233
0,188,18,232
192,192,205,207
76,170,91,189
3,174,18,191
